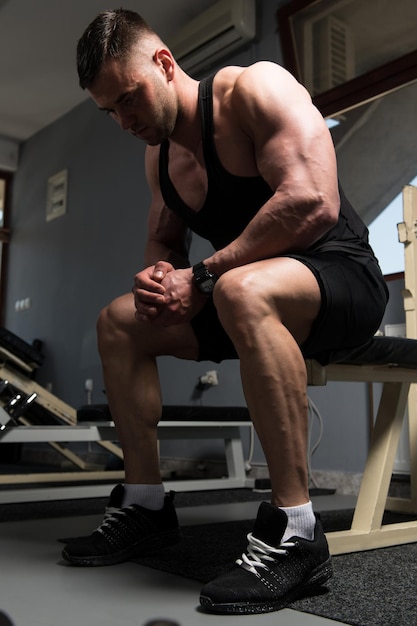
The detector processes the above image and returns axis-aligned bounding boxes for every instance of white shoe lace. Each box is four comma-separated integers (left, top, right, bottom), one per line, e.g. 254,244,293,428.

236,533,295,575
95,505,135,535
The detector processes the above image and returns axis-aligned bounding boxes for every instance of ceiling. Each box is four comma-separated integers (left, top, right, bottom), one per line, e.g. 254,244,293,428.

0,0,215,142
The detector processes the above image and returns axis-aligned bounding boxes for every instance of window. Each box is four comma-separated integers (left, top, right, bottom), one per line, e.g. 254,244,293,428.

277,0,417,117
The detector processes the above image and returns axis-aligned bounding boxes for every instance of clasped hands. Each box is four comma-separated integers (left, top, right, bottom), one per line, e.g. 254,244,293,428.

132,261,207,326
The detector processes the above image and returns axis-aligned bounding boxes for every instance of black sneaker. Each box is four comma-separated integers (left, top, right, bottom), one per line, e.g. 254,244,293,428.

59,483,126,545
62,487,180,566
199,502,332,614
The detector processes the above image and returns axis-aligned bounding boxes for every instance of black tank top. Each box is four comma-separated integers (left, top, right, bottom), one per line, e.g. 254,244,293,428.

159,73,375,261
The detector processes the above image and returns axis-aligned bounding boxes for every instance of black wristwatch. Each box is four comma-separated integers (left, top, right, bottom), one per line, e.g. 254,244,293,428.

192,262,218,295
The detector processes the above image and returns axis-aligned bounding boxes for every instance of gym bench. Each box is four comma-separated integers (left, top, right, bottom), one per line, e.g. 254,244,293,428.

307,335,417,554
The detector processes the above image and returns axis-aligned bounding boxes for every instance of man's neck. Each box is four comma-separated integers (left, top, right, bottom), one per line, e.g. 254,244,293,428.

169,72,201,151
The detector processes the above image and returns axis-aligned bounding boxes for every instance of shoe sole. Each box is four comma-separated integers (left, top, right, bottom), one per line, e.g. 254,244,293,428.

200,558,333,615
62,528,181,567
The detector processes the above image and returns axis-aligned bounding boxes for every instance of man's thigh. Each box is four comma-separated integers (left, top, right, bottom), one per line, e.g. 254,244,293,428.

230,256,323,345
191,252,387,365
192,256,322,361
287,252,388,363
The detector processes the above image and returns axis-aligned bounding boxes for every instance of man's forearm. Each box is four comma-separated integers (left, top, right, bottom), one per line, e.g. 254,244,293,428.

203,191,338,277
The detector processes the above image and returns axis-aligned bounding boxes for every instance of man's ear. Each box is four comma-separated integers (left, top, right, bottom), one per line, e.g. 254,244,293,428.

153,48,175,80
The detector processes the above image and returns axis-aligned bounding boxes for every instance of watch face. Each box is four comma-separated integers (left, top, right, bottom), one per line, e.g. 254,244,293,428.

193,264,217,294
200,278,215,294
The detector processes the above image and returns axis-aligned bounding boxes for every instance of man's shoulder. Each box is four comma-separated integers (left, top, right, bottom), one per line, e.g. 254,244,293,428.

213,62,297,104
214,61,280,85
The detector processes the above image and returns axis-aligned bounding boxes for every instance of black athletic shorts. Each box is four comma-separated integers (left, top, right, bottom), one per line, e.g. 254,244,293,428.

190,252,389,366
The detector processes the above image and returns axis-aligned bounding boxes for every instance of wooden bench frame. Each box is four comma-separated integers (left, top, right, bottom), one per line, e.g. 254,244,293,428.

308,359,417,554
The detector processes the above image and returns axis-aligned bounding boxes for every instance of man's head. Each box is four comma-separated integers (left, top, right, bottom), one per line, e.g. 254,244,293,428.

77,9,181,145
77,8,157,90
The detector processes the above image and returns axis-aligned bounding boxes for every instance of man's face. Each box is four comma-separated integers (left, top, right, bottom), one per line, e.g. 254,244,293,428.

88,47,177,145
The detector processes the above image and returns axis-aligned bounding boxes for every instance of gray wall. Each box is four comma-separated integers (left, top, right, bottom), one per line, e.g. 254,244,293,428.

3,1,406,474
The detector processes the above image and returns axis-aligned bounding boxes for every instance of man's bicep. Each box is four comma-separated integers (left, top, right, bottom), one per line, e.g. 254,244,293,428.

256,101,337,195
235,65,338,195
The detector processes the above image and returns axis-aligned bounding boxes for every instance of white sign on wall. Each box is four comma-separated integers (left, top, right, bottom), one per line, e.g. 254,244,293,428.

46,169,68,222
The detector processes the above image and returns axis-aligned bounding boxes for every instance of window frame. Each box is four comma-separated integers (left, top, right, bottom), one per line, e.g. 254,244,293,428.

0,171,12,326
276,0,417,117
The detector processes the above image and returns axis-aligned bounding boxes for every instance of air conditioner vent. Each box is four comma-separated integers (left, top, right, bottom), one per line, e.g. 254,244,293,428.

306,15,355,95
169,0,257,77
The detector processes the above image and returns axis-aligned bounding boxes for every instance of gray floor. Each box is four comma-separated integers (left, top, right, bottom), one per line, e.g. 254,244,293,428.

0,493,355,626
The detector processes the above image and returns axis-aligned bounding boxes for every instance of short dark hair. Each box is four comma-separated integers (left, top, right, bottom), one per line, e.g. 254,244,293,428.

77,8,156,89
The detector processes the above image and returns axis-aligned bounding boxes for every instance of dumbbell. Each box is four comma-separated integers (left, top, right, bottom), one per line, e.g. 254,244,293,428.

0,388,37,430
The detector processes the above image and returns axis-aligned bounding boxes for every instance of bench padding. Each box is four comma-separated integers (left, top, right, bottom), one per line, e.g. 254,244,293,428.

77,404,251,423
332,336,417,367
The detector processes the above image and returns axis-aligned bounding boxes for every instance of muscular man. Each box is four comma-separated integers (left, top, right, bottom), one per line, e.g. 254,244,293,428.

64,9,388,615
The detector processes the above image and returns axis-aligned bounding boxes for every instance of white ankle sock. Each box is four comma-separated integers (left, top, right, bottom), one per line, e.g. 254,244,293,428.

279,501,316,542
122,483,165,510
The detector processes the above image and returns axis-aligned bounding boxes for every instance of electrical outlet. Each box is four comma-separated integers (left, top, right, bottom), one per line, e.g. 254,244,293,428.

14,298,31,312
198,370,219,387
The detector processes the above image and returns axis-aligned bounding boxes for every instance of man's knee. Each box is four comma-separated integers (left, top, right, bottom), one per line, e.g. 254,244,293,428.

216,265,271,308
97,295,135,352
97,303,117,357
214,268,271,336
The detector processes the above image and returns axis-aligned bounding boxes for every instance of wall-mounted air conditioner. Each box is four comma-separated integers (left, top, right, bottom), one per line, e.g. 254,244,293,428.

169,0,257,77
